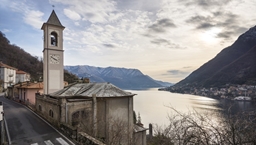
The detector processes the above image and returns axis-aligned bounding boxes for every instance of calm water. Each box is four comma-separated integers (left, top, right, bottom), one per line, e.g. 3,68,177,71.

130,88,256,127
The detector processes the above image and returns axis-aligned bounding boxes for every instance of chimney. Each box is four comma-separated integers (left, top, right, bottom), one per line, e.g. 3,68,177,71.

149,123,153,139
83,78,90,83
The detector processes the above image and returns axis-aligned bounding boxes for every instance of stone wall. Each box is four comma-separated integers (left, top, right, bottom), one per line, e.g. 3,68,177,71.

96,97,133,145
35,95,140,145
36,94,94,128
66,100,92,125
35,94,60,126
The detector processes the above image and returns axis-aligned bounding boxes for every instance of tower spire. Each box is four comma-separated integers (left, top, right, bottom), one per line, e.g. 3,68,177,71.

41,10,64,29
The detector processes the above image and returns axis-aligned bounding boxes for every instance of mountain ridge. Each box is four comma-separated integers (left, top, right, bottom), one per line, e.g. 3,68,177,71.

173,25,256,88
65,65,173,89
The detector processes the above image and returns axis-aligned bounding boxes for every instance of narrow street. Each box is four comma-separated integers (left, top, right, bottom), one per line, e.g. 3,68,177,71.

0,95,74,145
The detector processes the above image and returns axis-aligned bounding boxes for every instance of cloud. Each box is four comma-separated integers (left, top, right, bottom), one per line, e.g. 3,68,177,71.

148,18,176,33
62,8,156,55
162,70,191,77
116,0,161,12
51,0,117,23
186,15,215,30
2,29,11,33
183,66,192,69
186,11,239,29
64,8,81,21
182,0,233,9
186,10,248,40
150,38,186,49
150,38,170,45
187,15,212,24
23,10,44,29
103,44,115,48
217,26,247,39
0,1,44,29
197,23,215,29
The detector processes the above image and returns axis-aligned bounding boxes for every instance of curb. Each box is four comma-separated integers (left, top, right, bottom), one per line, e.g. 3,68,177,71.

1,96,75,145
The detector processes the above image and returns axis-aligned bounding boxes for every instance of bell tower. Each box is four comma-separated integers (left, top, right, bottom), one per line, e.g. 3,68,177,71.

41,10,65,94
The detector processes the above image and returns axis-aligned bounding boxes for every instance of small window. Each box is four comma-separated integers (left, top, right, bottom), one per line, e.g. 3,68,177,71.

49,109,54,118
38,105,42,112
50,32,58,46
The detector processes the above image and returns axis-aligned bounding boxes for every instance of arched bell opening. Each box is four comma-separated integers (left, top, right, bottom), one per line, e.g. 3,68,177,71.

50,32,58,46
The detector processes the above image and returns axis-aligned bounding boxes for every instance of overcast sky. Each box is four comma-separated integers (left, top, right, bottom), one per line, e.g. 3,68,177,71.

0,0,255,83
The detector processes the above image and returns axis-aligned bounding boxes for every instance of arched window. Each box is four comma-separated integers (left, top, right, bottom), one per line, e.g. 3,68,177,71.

72,111,80,126
49,109,54,118
38,105,42,112
50,32,58,46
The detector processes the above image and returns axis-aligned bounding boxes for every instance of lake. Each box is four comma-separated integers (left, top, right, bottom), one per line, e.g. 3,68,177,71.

130,88,256,128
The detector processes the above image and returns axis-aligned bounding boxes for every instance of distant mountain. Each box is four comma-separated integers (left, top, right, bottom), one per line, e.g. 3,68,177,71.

154,80,174,87
173,25,256,88
65,65,173,89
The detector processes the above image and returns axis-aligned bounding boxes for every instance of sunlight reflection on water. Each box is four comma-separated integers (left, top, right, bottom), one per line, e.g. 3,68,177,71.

129,88,222,127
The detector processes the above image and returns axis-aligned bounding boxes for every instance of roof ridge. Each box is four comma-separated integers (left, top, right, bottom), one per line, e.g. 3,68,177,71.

78,83,95,95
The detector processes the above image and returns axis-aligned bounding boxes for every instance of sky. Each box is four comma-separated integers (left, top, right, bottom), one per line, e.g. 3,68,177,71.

0,0,255,83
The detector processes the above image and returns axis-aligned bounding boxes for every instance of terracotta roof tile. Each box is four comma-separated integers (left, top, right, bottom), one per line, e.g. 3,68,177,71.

17,82,43,89
16,70,28,74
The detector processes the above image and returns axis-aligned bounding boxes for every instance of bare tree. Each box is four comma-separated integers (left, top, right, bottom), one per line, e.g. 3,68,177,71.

148,106,256,145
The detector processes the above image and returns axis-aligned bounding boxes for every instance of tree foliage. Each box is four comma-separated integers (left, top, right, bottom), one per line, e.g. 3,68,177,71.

0,31,78,83
64,70,79,84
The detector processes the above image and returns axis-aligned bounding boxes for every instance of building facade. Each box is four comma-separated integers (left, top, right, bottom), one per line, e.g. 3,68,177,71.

36,82,146,145
37,10,147,145
0,62,17,90
15,70,30,83
8,82,43,105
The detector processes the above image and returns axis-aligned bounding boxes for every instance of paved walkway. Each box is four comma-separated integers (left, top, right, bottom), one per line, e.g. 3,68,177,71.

0,95,74,145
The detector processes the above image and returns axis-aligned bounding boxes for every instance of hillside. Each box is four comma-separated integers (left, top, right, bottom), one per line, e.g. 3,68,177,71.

0,31,78,83
65,65,173,89
174,25,256,88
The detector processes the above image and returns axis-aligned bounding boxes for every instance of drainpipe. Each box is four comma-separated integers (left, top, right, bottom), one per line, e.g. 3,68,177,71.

65,103,68,123
92,94,97,137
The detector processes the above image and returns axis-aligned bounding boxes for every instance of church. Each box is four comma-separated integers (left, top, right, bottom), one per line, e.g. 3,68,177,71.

36,10,147,145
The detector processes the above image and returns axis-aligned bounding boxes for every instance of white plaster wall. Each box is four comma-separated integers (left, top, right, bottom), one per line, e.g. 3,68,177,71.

2,68,16,89
134,131,147,145
42,24,64,94
15,74,30,83
97,99,106,138
107,97,133,145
